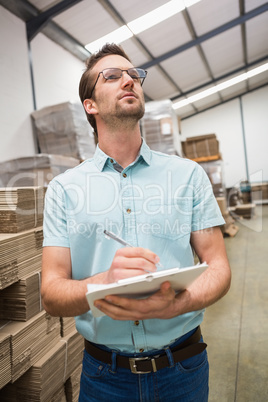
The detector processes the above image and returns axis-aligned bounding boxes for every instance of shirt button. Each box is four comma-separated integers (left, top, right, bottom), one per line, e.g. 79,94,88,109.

122,173,127,178
134,320,139,326
126,208,131,214
139,348,144,353
110,159,114,163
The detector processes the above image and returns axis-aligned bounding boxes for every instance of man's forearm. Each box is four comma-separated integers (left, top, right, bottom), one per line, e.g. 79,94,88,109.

173,259,231,317
41,272,107,317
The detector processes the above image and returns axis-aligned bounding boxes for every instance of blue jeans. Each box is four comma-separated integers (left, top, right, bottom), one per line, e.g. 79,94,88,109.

79,329,209,402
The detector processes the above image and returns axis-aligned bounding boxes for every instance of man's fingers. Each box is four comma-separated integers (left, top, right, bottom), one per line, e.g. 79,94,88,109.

112,255,157,272
115,247,160,265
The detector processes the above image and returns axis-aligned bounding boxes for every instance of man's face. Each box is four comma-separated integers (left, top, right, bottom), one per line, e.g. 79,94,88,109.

91,54,145,125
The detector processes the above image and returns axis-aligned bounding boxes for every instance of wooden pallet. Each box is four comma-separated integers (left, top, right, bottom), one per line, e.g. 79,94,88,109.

190,154,221,163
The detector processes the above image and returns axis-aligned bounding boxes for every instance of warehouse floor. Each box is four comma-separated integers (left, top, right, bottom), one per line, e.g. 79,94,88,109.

202,205,268,402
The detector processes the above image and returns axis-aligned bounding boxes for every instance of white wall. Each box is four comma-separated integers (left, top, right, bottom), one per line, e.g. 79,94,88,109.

242,87,268,185
0,6,36,162
31,33,84,110
0,6,85,163
180,87,268,188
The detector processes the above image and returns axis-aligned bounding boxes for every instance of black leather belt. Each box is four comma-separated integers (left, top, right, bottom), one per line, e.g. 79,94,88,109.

84,326,207,374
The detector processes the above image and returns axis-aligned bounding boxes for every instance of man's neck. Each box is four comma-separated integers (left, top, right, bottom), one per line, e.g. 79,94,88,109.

98,126,142,168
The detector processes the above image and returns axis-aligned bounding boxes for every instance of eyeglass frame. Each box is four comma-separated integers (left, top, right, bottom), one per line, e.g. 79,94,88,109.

89,67,148,98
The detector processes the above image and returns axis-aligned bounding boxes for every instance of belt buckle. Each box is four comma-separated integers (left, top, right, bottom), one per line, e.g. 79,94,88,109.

129,357,157,374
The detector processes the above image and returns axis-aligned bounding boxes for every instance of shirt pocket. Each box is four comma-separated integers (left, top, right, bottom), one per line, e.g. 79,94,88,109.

144,199,192,241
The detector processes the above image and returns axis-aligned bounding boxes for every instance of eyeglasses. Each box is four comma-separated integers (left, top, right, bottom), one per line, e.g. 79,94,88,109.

89,67,147,98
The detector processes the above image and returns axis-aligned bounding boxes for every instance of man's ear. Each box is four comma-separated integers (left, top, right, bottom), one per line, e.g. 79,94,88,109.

83,99,98,115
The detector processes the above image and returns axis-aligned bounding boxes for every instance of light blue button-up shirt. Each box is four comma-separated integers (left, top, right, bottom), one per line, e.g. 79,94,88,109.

43,140,224,353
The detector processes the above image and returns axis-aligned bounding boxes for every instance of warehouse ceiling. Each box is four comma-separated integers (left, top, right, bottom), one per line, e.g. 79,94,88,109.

1,0,268,119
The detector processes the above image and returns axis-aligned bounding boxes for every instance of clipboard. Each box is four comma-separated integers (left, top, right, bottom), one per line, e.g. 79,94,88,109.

86,262,208,317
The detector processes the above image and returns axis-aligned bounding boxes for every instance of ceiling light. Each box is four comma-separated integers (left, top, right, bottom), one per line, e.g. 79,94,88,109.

85,26,133,53
128,0,185,35
85,0,201,52
172,62,268,110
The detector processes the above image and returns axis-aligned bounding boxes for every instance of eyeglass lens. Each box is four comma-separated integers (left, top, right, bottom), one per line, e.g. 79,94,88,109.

102,68,147,83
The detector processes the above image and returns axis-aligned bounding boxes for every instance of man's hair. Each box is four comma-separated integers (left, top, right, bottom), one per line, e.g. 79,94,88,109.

79,43,131,139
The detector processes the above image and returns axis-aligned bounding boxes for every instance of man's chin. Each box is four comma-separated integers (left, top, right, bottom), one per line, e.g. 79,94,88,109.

121,101,144,116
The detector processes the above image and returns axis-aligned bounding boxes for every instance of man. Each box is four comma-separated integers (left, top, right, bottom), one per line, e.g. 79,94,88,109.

41,43,231,401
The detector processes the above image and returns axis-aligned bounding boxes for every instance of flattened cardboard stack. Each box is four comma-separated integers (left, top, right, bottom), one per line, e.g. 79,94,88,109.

1,340,65,402
0,228,43,290
0,187,44,233
65,364,82,402
61,330,84,380
142,100,181,155
0,271,42,321
31,101,96,161
61,317,77,337
0,312,61,383
0,154,79,188
0,330,11,389
0,186,84,397
1,329,83,401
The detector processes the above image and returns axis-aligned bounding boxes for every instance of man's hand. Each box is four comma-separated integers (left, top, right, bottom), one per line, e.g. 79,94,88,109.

102,246,160,284
94,281,179,320
94,227,231,321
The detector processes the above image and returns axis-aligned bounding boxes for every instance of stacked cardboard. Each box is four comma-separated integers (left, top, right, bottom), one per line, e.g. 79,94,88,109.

0,331,11,389
200,160,225,197
216,196,239,237
0,311,61,382
61,330,84,380
31,102,96,161
0,186,84,397
251,182,268,203
0,330,83,401
0,187,44,233
182,134,220,161
142,100,181,155
65,364,82,402
0,228,42,290
61,317,77,337
230,204,256,220
0,154,79,188
0,271,42,321
0,341,66,401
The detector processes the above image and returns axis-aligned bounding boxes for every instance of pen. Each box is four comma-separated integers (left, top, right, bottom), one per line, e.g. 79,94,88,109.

103,230,163,269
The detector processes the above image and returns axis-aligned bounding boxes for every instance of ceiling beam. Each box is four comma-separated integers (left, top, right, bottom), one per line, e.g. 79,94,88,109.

239,0,249,91
181,8,223,102
139,3,268,70
27,0,83,41
0,0,90,60
180,82,268,120
170,56,268,102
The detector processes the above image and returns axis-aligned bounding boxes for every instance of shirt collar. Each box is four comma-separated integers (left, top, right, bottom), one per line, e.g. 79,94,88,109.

93,138,152,171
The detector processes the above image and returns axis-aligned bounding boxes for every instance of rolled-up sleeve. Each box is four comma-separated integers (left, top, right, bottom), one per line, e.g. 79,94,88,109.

43,180,70,247
191,164,225,232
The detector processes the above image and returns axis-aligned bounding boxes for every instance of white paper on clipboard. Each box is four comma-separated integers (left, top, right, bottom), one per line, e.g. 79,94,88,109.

86,262,208,317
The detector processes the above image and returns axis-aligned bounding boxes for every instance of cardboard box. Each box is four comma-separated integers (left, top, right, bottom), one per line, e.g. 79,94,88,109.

216,197,227,215
220,211,239,237
251,183,268,202
182,134,219,159
230,203,256,219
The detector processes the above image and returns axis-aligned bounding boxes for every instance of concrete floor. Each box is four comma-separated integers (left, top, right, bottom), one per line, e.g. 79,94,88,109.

202,205,268,402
